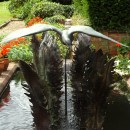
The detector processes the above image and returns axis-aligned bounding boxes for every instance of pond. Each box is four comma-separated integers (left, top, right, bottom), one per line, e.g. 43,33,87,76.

1,71,130,130
0,70,79,130
0,72,34,130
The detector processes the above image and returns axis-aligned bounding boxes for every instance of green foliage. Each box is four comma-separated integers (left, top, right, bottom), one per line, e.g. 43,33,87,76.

0,1,12,25
31,2,74,19
87,0,130,31
8,0,47,19
31,2,63,18
7,43,33,63
73,0,89,18
62,5,74,18
116,38,130,56
9,0,74,22
114,55,130,76
9,0,28,18
57,40,68,58
44,15,65,23
71,13,90,25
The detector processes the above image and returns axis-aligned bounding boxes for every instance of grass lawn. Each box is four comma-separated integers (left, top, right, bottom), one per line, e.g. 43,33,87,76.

0,1,12,25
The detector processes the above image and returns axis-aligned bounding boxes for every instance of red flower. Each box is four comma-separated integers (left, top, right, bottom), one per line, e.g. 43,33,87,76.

27,17,44,27
116,43,121,47
1,38,27,56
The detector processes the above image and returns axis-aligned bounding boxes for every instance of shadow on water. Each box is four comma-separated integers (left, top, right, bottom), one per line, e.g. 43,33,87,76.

103,94,130,130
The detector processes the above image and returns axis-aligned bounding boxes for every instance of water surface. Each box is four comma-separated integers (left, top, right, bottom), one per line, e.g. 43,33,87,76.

0,80,34,130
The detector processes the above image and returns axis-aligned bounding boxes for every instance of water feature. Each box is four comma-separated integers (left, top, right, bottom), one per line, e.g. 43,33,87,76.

0,72,34,130
1,62,130,130
1,24,130,130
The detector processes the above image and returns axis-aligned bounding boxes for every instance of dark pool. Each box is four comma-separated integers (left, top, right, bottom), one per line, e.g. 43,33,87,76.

0,78,34,130
1,70,130,130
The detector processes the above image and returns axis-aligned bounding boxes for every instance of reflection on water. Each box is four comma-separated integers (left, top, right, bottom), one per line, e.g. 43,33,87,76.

0,80,34,130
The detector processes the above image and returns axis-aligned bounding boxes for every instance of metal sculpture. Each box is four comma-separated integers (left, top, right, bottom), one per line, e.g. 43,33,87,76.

1,24,127,130
1,24,128,47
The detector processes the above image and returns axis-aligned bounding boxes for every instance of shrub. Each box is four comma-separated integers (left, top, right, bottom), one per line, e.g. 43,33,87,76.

87,0,130,31
8,0,47,19
9,0,74,23
8,0,27,18
44,15,65,24
73,0,89,18
7,43,33,63
62,5,74,18
31,2,74,19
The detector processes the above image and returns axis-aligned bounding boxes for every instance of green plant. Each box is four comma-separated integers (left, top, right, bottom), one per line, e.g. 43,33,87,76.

8,0,27,18
57,40,68,58
31,2,74,19
71,13,90,25
44,15,65,24
8,0,47,19
73,0,89,18
62,5,74,18
114,55,130,76
7,43,33,63
87,0,130,31
0,1,12,25
116,38,130,56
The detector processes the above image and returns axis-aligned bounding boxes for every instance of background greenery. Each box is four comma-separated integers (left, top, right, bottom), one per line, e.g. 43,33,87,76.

8,0,74,24
73,0,89,19
0,1,12,25
1,0,130,32
87,0,130,32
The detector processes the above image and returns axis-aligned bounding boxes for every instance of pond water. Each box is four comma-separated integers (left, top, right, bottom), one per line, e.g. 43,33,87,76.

0,77,34,130
1,71,130,130
0,70,79,130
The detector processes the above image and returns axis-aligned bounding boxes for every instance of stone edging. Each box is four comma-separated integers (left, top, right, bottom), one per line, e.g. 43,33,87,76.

0,19,23,29
0,62,19,97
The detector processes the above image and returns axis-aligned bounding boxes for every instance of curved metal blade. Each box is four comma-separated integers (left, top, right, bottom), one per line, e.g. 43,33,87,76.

1,24,62,44
68,25,128,47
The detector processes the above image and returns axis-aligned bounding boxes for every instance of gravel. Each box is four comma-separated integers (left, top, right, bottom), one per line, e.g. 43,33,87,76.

0,20,25,36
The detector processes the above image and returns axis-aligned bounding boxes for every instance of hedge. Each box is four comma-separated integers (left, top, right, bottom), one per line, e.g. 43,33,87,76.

87,0,130,32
